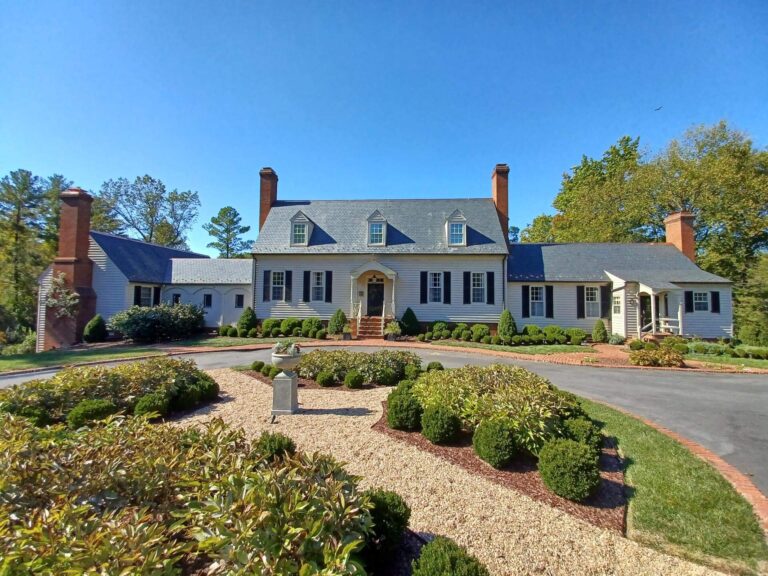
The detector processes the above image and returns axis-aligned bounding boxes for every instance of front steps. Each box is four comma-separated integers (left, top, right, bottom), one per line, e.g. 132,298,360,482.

354,316,385,338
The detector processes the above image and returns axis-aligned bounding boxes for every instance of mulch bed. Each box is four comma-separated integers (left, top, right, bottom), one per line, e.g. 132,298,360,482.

373,402,627,534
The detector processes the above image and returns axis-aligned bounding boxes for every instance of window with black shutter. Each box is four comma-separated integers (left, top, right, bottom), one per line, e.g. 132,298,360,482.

325,271,333,303
303,271,311,302
262,270,271,302
545,285,554,318
486,272,495,305
463,272,471,305
576,286,585,319
443,272,451,304
284,271,293,302
711,291,721,314
684,291,694,313
522,285,530,318
420,271,428,304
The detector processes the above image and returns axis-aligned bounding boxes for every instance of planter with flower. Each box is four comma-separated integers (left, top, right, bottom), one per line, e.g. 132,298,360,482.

342,324,353,341
384,320,402,341
271,341,302,373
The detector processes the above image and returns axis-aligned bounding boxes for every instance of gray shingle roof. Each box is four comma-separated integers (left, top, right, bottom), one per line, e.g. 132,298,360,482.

90,231,208,283
507,243,730,284
166,258,254,284
253,199,509,254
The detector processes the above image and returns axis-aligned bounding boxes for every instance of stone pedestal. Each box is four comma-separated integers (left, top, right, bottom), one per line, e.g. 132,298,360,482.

272,371,298,415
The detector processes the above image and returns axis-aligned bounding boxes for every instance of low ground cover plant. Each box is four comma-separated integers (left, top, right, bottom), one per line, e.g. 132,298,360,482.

297,349,421,385
109,303,204,342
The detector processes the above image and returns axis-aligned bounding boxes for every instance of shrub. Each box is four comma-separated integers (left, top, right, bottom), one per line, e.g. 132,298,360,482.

218,325,229,336
543,325,565,343
421,405,460,444
261,318,280,334
566,328,587,345
109,303,204,343
255,431,296,460
375,368,399,386
404,363,421,380
629,339,644,351
261,363,272,376
538,438,600,501
238,327,248,338
629,348,685,368
247,328,258,338
280,317,301,336
491,335,502,345
461,330,472,341
471,324,490,341
67,399,118,428
673,343,689,355
498,309,517,340
227,326,239,337
531,333,545,344
451,323,468,340
134,392,170,418
660,335,687,349
344,370,364,389
473,418,516,468
425,331,433,341
301,317,323,337
328,309,348,335
268,366,281,379
480,335,491,344
309,329,318,339
270,326,281,337
83,314,107,343
316,329,327,340
427,361,444,371
365,489,411,558
292,327,301,337
523,324,541,336
297,349,420,384
608,333,625,345
251,360,265,372
237,307,258,333
441,329,451,339
591,319,608,343
387,388,423,431
316,371,335,387
432,321,448,334
563,417,602,455
400,307,420,336
511,335,523,345
412,537,489,576
416,334,426,342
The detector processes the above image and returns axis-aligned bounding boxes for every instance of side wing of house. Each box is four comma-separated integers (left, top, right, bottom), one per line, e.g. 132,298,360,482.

89,239,132,321
162,283,253,328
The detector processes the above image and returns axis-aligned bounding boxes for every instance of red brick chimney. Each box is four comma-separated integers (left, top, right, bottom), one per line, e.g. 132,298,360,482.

491,163,510,234
44,188,97,350
259,167,278,230
664,211,696,262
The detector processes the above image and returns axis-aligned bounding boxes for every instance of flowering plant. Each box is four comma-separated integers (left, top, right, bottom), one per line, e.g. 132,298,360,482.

271,341,301,356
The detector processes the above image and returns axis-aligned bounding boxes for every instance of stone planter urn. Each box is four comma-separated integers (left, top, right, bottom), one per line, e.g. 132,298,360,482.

271,343,301,416
271,353,300,374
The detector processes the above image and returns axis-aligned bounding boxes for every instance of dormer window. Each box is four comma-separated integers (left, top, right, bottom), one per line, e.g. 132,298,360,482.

449,222,465,246
367,210,387,246
290,211,312,246
292,223,307,245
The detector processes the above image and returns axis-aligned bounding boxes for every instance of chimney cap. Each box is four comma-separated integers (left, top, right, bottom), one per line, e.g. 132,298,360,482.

260,167,277,176
60,187,92,200
493,163,510,174
663,211,694,223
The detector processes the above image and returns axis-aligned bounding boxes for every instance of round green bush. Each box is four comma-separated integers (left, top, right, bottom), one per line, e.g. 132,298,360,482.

395,379,416,394
376,368,399,387
218,325,229,336
227,326,239,337
404,363,421,380
425,331,433,341
441,329,451,339
387,389,423,431
365,489,411,557
432,321,448,334
270,327,281,338
412,536,489,576
260,363,272,376
416,334,426,342
491,336,501,345
67,399,118,428
472,418,516,469
195,376,220,402
169,384,202,412
538,438,601,501
673,343,689,355
481,335,491,344
134,392,170,418
511,335,523,345
261,318,279,334
316,371,336,387
247,328,259,338
280,317,302,336
316,329,327,340
251,360,265,372
255,431,296,460
344,370,364,389
644,341,659,350
268,366,281,379
426,361,444,371
301,317,323,337
236,327,247,338
292,327,302,337
629,339,644,351
461,330,471,341
421,405,460,444
309,329,318,339
563,417,602,455
83,314,107,343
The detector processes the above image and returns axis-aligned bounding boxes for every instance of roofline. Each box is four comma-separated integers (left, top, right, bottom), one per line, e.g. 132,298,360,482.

271,197,497,204
90,231,209,258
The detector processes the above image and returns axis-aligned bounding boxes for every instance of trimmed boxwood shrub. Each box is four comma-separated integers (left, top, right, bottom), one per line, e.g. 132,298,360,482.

261,318,279,334
441,329,451,339
316,329,327,340
523,324,541,336
67,399,118,428
386,389,422,431
375,368,399,387
498,309,516,340
83,314,107,343
237,327,248,338
218,325,229,336
255,431,296,460
404,364,421,380
316,371,335,387
412,536,489,576
461,330,471,341
268,366,281,379
328,309,348,335
425,331,433,341
237,307,258,333
344,370,364,389
400,307,420,336
450,323,468,339
491,336,501,345
416,334,426,342
427,361,444,371
134,392,170,418
472,418,516,469
270,327,281,337
260,363,272,376
592,319,608,343
248,328,259,338
365,489,411,558
471,324,490,342
563,417,602,455
629,339,644,351
227,326,238,337
109,303,204,343
251,360,265,372
538,438,600,501
566,328,586,345
301,317,323,337
280,317,301,336
432,321,448,334
421,405,460,444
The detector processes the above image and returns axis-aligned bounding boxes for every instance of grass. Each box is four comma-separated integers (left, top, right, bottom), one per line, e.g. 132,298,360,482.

172,336,313,348
432,340,594,355
581,397,768,574
0,346,164,373
686,353,768,370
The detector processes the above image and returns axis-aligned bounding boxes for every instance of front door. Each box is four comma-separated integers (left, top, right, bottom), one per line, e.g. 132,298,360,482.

367,281,384,316
639,295,651,331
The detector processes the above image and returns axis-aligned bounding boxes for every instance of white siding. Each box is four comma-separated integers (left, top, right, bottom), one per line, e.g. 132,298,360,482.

89,240,132,321
611,286,626,338
671,284,733,339
624,283,639,338
162,284,253,327
35,268,53,352
507,282,612,333
255,254,506,323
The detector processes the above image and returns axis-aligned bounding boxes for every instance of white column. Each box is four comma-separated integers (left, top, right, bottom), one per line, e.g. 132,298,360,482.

650,292,657,334
392,276,396,317
350,277,354,317
678,299,684,336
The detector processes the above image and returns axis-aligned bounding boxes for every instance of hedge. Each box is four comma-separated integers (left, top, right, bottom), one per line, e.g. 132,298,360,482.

109,304,204,342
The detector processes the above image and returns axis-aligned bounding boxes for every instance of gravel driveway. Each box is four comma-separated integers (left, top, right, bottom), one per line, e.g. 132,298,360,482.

182,369,720,576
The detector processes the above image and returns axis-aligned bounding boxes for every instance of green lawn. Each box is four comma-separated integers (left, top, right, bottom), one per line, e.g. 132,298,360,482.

686,353,768,370
433,340,593,355
581,398,768,574
172,336,313,348
0,347,165,373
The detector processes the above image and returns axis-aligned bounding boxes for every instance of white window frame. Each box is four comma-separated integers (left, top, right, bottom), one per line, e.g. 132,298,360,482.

311,271,325,301
234,294,244,308
585,286,600,318
429,272,442,303
693,291,709,312
449,222,466,246
612,294,621,315
139,287,152,307
291,223,307,246
271,271,285,301
471,272,485,303
368,222,385,246
529,285,544,317
203,293,213,308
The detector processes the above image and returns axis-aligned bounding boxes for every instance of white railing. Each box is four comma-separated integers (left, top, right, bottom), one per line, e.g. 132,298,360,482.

355,301,362,329
641,317,680,335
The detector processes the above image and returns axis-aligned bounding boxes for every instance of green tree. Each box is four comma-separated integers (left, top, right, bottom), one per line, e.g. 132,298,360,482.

203,206,252,258
39,174,73,258
507,226,520,243
520,214,556,243
735,254,768,345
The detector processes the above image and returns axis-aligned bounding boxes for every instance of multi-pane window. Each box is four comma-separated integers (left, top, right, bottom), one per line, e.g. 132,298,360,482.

612,295,621,315
585,287,600,317
429,272,442,303
203,294,212,308
369,222,384,245
312,271,324,301
172,293,181,305
292,223,307,245
693,292,709,311
530,286,544,317
449,223,465,245
271,272,285,301
471,272,485,303
235,294,244,308
139,287,152,307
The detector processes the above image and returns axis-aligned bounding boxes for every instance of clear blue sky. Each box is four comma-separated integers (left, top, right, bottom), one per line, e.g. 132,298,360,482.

1,1,766,255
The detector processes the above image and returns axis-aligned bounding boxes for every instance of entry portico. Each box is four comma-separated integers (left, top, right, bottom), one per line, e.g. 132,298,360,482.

350,261,398,322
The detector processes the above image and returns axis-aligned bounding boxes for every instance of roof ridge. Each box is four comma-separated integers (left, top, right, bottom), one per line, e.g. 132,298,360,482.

90,230,208,257
274,197,495,204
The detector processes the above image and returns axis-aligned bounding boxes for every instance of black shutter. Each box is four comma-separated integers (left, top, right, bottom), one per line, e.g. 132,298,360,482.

325,271,333,303
133,286,142,306
285,271,292,302
576,286,585,319
522,285,530,318
443,272,451,304
684,291,694,313
463,272,471,304
486,272,495,305
600,286,610,319
545,285,554,318
303,271,311,302
664,295,669,317
711,291,720,314
420,271,428,304
153,287,161,306
263,270,271,302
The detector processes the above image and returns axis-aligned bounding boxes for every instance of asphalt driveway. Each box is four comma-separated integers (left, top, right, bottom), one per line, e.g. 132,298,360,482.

2,345,766,494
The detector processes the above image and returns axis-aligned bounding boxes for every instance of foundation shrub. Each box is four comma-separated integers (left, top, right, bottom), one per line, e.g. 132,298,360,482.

471,324,490,342
316,371,336,387
261,318,279,334
441,329,451,339
412,537,489,576
523,325,541,336
432,321,448,334
542,325,565,343
497,309,517,340
280,317,301,336
629,348,685,368
237,327,248,337
416,334,426,342
629,339,645,351
227,326,238,337
472,418,517,468
451,323,468,340
82,314,108,343
237,307,258,333
531,333,546,344
592,320,608,343
461,330,472,341
218,325,229,336
538,438,601,501
563,417,602,455
511,335,523,346
491,335,502,345
255,431,296,460
660,335,687,349
425,331,433,341
421,405,460,444
109,303,204,343
566,328,587,345
66,399,118,428
328,309,348,335
672,343,690,355
309,329,318,339
301,317,323,337
270,327,281,337
364,489,411,560
344,370,364,389
315,329,327,340
398,307,419,336
386,388,422,431
251,360,265,372
608,333,625,345
247,328,259,338
643,341,659,350
481,335,492,344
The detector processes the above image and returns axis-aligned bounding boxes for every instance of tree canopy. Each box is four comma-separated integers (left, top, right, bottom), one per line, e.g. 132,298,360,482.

203,206,252,258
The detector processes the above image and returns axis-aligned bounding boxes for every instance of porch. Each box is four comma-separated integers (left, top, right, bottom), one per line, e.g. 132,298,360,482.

348,261,397,338
634,281,684,339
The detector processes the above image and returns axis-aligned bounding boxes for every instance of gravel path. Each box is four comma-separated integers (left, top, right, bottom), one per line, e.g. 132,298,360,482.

181,369,721,576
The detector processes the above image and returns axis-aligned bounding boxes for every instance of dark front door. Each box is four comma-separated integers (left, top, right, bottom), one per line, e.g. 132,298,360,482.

367,282,384,316
640,295,651,330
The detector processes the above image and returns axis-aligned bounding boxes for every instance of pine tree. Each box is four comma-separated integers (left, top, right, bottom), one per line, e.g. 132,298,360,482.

203,206,252,258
